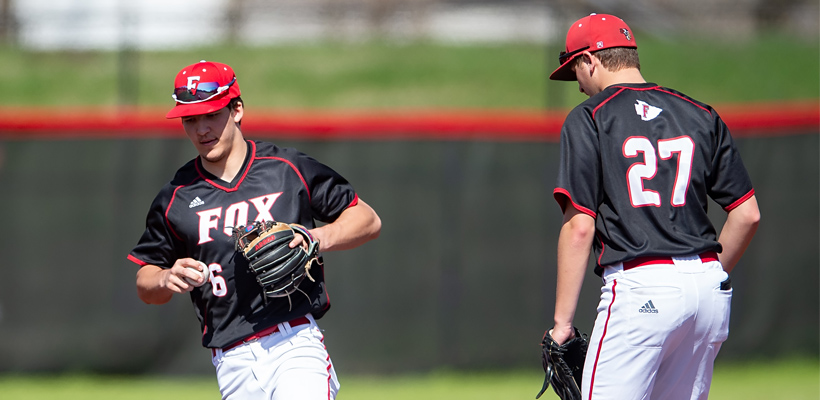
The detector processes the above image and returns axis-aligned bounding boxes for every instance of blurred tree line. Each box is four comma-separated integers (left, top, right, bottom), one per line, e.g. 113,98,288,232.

0,0,817,48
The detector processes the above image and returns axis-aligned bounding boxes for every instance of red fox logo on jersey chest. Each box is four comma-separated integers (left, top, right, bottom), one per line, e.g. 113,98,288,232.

195,192,282,244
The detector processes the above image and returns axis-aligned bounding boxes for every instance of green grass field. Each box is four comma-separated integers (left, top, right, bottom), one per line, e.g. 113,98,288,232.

1,35,817,110
1,358,816,399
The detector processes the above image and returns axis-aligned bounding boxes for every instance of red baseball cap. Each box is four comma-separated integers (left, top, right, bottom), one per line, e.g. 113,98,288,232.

165,60,242,119
549,14,637,81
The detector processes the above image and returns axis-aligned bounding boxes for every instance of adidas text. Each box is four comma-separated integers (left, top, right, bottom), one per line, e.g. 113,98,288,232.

639,301,659,314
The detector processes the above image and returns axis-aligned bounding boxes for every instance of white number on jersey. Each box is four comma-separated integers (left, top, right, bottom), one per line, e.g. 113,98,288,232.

624,136,694,207
206,263,228,297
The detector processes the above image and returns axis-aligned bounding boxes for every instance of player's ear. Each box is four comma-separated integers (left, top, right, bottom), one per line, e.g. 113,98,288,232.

580,52,594,67
579,52,597,75
572,52,590,75
231,100,244,124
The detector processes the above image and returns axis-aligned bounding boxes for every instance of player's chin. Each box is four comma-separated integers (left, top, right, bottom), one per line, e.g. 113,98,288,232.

200,146,225,163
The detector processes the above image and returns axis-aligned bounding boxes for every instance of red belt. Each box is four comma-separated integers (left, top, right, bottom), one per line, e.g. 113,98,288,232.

221,316,311,352
622,251,719,271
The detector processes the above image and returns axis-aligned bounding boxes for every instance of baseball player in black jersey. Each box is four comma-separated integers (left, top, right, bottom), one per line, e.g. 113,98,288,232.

128,60,381,400
545,14,760,399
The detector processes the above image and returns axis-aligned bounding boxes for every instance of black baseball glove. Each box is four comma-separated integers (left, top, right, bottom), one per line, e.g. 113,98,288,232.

232,221,320,306
536,328,588,400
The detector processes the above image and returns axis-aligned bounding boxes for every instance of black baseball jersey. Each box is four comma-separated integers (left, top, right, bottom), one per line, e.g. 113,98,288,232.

128,140,358,348
554,83,754,275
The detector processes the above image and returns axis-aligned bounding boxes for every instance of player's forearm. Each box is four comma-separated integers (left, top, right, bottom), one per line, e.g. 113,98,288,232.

718,195,760,274
136,264,174,305
312,199,381,252
553,208,595,338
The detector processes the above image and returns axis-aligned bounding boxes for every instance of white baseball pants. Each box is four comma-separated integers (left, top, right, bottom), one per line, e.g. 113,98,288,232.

583,254,732,400
211,315,340,400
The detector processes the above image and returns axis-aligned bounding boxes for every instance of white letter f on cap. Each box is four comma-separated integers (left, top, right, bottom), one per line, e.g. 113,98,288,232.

187,76,201,94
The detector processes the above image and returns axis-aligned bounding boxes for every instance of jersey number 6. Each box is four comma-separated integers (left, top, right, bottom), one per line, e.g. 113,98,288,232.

204,263,228,297
623,136,694,207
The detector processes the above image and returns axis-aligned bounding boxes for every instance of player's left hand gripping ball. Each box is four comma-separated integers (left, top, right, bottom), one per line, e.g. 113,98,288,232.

232,221,320,298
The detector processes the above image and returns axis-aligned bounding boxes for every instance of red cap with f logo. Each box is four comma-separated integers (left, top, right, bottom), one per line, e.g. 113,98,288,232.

549,14,637,81
166,60,242,119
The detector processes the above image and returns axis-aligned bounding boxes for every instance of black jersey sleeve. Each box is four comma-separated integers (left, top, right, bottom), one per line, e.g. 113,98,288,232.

554,105,601,217
291,151,357,223
707,110,755,210
128,185,186,268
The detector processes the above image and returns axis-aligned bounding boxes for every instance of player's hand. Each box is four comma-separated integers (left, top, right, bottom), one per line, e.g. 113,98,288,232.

288,230,313,251
550,325,576,346
162,258,203,293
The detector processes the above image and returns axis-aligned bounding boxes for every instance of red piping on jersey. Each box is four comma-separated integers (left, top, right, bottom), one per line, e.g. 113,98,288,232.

348,194,360,209
193,141,256,193
593,85,713,121
588,279,617,400
553,188,597,218
163,175,201,242
202,306,209,339
256,155,312,202
596,233,606,268
126,254,148,266
319,258,332,312
724,188,755,211
592,87,629,120
652,88,711,114
165,185,187,242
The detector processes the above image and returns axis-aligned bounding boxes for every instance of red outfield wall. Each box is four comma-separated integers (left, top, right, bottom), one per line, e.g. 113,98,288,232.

0,100,816,141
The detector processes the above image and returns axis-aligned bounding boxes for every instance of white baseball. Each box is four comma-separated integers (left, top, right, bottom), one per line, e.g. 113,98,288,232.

184,261,210,287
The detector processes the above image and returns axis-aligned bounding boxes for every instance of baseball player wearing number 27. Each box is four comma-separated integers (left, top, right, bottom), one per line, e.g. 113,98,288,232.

544,13,760,400
127,60,381,400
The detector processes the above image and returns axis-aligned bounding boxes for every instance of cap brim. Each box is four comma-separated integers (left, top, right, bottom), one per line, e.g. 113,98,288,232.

549,54,580,81
165,97,232,119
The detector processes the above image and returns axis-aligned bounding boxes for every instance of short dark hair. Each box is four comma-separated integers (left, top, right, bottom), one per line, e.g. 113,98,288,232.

574,47,641,73
595,47,640,72
229,96,243,110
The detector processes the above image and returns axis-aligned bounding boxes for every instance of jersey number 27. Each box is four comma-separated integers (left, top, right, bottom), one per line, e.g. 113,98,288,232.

623,136,694,207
